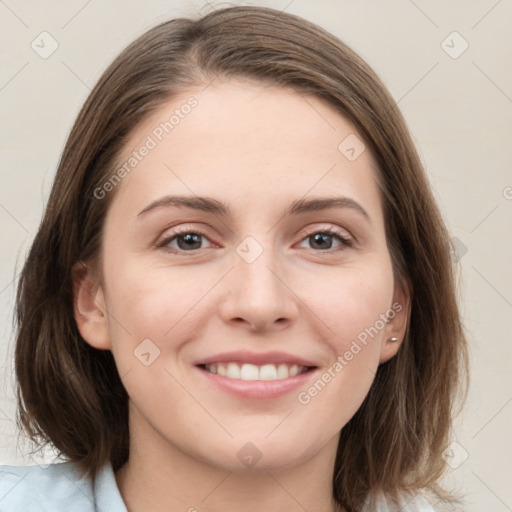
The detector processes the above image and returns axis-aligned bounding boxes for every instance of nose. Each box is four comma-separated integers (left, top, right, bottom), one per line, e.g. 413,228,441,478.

218,246,299,333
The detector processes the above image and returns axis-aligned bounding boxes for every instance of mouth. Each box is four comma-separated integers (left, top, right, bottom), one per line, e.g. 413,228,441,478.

198,362,316,381
195,360,319,400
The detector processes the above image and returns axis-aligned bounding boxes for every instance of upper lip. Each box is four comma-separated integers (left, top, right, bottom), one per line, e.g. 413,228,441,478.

195,350,318,367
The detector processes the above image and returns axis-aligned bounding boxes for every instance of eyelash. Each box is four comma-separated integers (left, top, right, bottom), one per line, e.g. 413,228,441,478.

156,225,354,255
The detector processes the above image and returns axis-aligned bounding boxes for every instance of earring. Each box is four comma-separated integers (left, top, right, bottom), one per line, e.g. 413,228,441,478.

389,337,399,342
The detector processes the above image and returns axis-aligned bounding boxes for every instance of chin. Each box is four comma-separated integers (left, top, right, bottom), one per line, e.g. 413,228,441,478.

201,436,321,474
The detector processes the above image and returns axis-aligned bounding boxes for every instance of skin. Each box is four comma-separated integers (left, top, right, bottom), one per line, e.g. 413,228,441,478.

74,79,410,512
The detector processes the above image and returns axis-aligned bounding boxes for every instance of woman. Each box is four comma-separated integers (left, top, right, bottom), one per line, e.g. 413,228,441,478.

1,5,467,511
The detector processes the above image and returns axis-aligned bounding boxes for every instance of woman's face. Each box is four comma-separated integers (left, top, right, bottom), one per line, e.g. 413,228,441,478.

76,79,409,472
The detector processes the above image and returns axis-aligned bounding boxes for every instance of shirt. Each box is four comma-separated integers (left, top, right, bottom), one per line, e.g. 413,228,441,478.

0,461,436,511
0,461,126,512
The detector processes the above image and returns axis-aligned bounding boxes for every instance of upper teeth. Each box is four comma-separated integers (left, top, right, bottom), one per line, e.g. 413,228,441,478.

204,363,307,381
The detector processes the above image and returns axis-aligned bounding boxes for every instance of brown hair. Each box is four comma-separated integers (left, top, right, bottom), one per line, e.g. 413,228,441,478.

14,5,468,511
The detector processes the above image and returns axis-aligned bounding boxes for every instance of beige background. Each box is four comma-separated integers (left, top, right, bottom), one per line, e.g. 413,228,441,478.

1,0,511,510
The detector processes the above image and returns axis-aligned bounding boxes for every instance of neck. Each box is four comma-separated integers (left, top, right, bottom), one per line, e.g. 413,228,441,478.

115,409,344,512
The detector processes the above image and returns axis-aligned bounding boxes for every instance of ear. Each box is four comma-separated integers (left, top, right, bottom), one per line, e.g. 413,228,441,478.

72,260,111,350
379,277,411,364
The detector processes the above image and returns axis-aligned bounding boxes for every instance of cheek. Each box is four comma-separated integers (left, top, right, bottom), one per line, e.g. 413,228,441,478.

295,288,389,433
102,255,220,365
294,259,394,415
303,259,395,347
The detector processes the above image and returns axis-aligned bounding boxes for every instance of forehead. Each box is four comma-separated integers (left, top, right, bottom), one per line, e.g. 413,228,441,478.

107,79,382,223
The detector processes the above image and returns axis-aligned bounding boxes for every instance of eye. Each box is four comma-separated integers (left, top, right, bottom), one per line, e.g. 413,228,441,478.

156,228,214,254
296,227,353,251
156,225,353,255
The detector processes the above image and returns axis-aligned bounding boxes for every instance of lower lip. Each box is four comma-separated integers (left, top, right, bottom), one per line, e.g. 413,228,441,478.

195,366,318,399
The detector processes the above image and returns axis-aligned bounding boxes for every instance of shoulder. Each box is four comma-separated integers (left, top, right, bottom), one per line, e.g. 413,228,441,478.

362,491,437,511
397,493,436,511
0,461,96,511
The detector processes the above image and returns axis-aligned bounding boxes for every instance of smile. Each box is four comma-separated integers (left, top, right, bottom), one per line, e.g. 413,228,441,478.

203,362,310,381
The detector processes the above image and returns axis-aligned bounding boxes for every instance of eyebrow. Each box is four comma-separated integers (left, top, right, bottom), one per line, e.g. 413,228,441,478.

137,195,371,224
